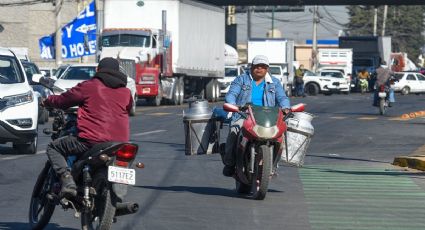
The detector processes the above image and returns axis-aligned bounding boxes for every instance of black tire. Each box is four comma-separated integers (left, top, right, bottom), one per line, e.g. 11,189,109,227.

251,145,272,200
151,85,162,106
129,95,137,116
401,87,410,95
236,181,251,194
44,109,49,122
29,163,56,230
178,77,185,105
305,83,319,96
205,79,217,102
38,108,45,125
171,78,180,105
379,98,386,115
81,173,116,230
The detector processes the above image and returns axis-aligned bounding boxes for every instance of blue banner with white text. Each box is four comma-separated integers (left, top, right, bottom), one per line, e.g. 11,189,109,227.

39,1,96,59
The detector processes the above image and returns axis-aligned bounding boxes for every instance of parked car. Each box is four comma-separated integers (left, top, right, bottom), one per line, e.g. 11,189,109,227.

0,47,39,154
393,72,425,95
21,60,51,124
54,63,138,116
303,69,349,96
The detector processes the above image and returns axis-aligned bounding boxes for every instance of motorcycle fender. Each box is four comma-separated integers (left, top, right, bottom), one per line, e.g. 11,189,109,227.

378,92,387,98
112,183,128,201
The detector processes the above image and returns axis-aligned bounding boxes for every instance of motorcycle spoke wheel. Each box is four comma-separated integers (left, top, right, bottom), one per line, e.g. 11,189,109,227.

29,164,56,230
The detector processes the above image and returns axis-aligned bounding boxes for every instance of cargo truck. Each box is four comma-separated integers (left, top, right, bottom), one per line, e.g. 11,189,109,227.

247,39,295,96
339,36,391,76
100,0,225,105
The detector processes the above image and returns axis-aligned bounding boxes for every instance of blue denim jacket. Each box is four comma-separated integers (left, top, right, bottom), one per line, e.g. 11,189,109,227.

225,72,290,121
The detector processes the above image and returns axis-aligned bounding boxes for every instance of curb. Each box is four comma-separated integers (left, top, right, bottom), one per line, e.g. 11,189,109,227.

393,156,425,171
393,144,425,171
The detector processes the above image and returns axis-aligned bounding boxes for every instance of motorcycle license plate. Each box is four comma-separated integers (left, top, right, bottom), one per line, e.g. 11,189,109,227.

108,166,136,185
378,92,387,98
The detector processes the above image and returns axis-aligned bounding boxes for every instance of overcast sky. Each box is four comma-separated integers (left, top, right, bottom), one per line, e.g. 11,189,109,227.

235,6,349,44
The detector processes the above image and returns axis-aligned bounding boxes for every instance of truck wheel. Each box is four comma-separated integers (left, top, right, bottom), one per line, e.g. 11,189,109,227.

214,79,220,101
305,83,319,96
171,79,180,105
205,79,217,102
152,86,162,106
178,77,184,105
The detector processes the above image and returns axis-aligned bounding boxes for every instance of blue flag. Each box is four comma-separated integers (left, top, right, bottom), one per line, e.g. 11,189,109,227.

39,1,97,59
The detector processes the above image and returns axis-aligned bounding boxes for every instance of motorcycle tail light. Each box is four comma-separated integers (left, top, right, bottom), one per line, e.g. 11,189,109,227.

380,85,385,92
115,144,138,162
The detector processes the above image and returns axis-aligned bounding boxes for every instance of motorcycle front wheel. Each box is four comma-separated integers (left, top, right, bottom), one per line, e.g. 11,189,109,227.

251,145,272,200
81,173,117,230
29,162,56,230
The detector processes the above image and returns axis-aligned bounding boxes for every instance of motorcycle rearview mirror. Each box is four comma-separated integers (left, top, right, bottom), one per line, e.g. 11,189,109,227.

291,103,306,113
32,74,56,89
223,103,240,113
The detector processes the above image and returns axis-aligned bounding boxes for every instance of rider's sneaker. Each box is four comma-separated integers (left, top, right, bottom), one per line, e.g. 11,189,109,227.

60,172,77,198
222,165,235,177
388,102,393,107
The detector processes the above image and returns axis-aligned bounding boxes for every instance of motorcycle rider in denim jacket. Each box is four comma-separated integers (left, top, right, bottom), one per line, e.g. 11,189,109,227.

222,55,291,177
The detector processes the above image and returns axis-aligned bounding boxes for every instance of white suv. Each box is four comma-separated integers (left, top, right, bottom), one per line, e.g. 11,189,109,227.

0,48,39,154
303,69,349,96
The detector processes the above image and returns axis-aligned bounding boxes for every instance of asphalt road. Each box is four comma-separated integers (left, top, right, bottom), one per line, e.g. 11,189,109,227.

1,93,425,230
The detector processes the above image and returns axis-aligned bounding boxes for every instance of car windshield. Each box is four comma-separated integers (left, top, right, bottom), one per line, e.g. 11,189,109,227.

321,72,344,78
55,65,69,78
102,34,151,47
225,67,238,77
304,69,316,76
61,66,96,80
353,59,373,66
394,73,404,80
22,62,41,83
0,56,24,84
269,66,282,75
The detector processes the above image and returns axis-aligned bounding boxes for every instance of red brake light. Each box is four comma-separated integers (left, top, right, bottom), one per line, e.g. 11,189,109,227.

116,144,138,161
380,85,385,92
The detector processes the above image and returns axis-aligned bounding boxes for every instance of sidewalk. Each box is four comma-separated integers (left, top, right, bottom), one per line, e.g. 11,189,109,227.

393,144,425,171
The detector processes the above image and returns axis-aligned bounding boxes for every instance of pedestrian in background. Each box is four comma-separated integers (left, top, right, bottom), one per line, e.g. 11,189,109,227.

295,64,306,97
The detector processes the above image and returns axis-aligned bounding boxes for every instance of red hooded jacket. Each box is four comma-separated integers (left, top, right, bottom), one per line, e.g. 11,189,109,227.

45,77,132,144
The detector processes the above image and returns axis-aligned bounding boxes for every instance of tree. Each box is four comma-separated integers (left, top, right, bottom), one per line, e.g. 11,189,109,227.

346,5,425,61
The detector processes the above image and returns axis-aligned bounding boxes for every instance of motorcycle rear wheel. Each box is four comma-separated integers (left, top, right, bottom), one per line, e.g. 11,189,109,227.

251,145,272,200
29,162,56,230
81,174,116,230
379,98,386,115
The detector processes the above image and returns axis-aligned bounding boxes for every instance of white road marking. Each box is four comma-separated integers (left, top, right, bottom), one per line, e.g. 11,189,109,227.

132,130,167,137
2,155,25,160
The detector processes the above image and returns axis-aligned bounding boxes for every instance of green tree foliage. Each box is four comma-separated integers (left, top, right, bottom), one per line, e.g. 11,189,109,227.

346,5,425,61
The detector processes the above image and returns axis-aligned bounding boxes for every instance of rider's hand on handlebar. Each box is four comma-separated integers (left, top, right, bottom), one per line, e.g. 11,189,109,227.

282,108,290,115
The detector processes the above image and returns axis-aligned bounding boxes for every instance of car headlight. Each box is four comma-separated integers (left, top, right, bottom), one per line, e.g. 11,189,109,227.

1,91,33,110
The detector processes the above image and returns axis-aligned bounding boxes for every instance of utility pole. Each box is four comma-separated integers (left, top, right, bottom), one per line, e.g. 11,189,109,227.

95,0,103,62
247,6,252,40
373,6,378,36
55,0,62,67
382,5,388,36
312,5,318,72
271,6,275,38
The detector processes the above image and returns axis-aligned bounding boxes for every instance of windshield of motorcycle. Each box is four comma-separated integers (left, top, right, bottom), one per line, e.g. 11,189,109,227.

250,105,279,128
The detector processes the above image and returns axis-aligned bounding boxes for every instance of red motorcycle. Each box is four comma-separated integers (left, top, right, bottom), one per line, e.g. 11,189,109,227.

223,103,305,200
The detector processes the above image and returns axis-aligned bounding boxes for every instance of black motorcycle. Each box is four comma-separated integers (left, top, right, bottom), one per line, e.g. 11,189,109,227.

29,76,143,230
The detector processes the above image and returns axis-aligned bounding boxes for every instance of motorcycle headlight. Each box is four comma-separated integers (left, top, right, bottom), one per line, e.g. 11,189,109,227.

2,91,33,109
252,125,279,139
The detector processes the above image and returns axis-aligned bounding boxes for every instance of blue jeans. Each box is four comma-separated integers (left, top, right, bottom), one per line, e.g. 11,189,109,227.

296,82,304,96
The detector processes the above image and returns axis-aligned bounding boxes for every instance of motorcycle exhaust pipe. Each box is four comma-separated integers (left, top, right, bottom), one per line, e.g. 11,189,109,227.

115,202,139,217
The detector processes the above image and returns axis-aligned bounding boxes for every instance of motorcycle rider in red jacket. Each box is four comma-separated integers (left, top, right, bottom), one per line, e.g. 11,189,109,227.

42,57,133,197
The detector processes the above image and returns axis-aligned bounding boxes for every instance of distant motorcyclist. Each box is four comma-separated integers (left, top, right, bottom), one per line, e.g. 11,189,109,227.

373,61,395,107
42,57,133,197
222,55,290,177
357,69,370,93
